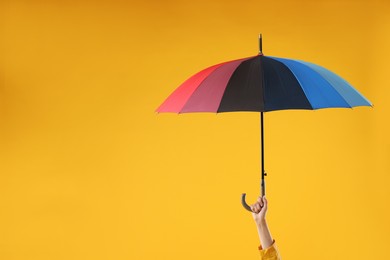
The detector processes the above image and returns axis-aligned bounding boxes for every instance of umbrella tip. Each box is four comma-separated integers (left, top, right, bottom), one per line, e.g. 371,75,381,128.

258,33,263,55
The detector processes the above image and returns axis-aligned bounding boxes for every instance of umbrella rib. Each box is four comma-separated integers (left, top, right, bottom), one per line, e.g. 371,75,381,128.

181,56,255,113
177,64,224,114
271,57,352,109
295,60,372,108
293,60,354,109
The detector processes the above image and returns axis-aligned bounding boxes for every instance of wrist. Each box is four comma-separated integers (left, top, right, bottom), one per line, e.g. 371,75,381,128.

256,219,267,228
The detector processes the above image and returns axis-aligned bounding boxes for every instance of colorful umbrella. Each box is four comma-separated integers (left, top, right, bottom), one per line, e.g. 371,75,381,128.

156,35,372,212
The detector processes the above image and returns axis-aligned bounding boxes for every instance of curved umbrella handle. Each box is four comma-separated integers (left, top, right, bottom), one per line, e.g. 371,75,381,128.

241,193,253,212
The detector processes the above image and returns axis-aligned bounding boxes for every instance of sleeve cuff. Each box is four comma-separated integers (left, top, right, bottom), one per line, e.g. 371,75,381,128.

258,239,280,258
258,239,276,251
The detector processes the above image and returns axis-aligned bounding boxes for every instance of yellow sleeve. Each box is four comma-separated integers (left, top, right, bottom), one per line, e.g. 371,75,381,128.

258,240,281,260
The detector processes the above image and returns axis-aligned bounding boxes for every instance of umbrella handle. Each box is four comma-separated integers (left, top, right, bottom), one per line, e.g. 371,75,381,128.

241,193,253,212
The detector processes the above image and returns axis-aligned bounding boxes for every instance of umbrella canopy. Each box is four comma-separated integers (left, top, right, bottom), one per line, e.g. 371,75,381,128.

156,55,371,113
156,35,372,212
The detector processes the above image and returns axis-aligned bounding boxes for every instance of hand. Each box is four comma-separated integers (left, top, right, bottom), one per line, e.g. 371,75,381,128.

250,196,268,225
251,196,274,250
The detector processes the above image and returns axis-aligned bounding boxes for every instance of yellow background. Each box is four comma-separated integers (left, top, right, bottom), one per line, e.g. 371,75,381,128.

1,0,389,259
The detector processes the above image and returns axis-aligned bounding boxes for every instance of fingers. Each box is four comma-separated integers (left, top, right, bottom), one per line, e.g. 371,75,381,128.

251,203,261,213
251,196,268,214
251,196,266,213
250,203,259,213
256,196,264,206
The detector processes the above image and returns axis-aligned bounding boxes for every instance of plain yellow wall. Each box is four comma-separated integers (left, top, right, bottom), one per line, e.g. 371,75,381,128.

1,0,389,259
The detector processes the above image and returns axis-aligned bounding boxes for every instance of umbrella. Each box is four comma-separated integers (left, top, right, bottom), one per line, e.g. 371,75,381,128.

156,35,372,212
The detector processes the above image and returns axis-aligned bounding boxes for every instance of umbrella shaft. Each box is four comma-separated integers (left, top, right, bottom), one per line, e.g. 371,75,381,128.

261,112,265,196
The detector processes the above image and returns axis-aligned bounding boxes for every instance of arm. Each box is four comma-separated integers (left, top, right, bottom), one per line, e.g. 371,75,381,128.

250,196,274,249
